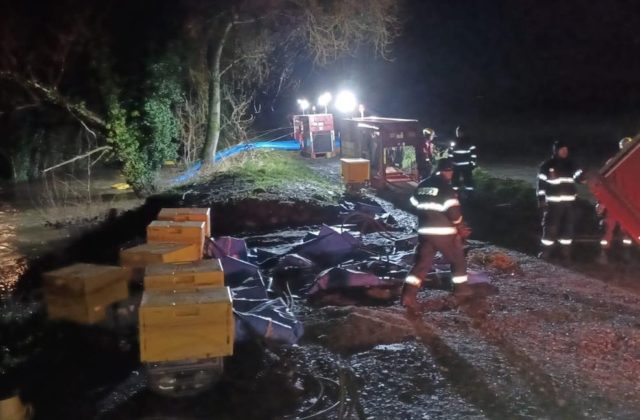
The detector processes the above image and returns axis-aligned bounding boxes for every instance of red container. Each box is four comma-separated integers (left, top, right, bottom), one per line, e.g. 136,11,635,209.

588,138,640,244
294,113,336,157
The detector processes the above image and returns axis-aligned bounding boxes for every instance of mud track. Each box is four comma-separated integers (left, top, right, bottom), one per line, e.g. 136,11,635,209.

4,153,640,419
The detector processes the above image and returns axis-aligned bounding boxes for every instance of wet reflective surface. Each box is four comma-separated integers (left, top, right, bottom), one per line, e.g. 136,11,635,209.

0,199,25,295
2,162,640,419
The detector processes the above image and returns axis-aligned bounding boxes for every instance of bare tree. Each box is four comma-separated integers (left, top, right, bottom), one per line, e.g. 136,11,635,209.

194,0,404,166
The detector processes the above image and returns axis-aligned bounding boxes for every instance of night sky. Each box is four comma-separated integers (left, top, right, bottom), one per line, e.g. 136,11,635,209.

292,0,640,155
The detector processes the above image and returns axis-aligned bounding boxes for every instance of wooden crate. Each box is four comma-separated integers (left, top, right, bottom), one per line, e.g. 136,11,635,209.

147,221,205,257
120,242,200,268
43,263,130,324
139,287,234,362
341,158,370,183
157,208,211,237
144,259,224,291
0,395,29,420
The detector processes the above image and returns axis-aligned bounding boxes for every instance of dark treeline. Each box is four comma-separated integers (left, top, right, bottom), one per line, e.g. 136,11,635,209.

0,0,403,192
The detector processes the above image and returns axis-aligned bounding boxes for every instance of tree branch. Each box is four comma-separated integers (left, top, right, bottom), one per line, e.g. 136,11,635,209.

42,146,112,173
0,70,107,131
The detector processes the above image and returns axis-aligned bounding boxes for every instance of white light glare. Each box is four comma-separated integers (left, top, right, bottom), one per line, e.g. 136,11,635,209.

318,92,332,107
335,91,357,114
297,98,310,112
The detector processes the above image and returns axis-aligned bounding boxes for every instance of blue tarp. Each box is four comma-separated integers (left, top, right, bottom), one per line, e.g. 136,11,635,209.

204,235,305,344
233,297,304,344
206,236,249,261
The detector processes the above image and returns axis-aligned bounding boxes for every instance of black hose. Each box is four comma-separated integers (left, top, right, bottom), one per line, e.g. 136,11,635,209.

295,376,342,420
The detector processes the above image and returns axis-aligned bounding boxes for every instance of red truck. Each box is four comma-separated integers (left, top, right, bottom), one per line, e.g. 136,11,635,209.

587,137,640,245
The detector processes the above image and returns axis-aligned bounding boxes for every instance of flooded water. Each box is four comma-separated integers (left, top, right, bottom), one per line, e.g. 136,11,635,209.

0,172,143,297
0,199,25,295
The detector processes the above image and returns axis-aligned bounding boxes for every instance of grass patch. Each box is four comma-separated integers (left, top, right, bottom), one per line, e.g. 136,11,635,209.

176,150,344,205
224,150,335,190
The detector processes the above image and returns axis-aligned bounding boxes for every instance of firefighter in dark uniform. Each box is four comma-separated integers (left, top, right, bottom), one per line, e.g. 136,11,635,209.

401,158,473,311
449,125,477,196
536,140,584,260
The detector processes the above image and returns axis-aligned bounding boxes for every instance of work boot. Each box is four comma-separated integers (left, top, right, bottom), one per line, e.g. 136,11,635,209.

537,248,552,260
596,250,609,265
560,246,572,262
400,283,420,312
453,282,474,299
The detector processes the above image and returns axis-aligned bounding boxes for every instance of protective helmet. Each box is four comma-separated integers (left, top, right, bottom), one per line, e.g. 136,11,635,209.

423,128,436,138
435,158,454,172
552,140,569,155
619,137,633,150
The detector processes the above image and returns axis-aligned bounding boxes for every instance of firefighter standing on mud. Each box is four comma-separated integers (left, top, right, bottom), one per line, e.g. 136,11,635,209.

536,140,584,260
401,158,473,312
449,125,477,196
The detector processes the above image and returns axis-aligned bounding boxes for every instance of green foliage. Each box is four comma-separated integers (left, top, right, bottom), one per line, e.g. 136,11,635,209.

401,146,416,170
466,167,540,253
141,57,182,170
103,51,184,194
105,98,153,193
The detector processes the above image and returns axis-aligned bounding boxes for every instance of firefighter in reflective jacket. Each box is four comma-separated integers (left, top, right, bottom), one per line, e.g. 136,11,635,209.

536,140,584,259
401,158,473,311
449,125,477,194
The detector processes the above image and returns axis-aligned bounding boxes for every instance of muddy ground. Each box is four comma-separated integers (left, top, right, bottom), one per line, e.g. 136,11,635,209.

2,153,640,419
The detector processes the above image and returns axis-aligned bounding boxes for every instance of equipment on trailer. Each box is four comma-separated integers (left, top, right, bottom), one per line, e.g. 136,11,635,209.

340,117,423,190
587,137,640,245
293,113,336,158
340,158,370,194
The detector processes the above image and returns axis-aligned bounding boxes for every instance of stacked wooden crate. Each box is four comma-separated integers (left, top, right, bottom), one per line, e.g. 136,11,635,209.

41,207,234,365
120,209,209,270
42,263,131,324
156,208,211,238
134,208,234,363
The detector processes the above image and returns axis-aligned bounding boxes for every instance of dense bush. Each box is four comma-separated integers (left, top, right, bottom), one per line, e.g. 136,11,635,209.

105,53,183,194
466,168,542,254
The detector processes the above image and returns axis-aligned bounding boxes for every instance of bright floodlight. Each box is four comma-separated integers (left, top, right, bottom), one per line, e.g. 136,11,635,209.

335,91,357,114
318,92,332,113
297,98,310,114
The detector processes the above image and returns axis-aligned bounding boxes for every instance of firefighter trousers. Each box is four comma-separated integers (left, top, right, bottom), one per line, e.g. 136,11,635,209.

409,234,467,284
453,166,474,191
541,202,575,246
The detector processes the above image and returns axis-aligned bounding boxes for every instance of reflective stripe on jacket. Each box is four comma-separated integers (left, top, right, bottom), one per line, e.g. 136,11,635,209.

410,175,462,235
449,139,477,167
537,156,582,203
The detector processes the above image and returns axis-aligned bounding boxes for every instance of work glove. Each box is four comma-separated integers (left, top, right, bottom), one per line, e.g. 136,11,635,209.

537,198,547,210
457,223,472,239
